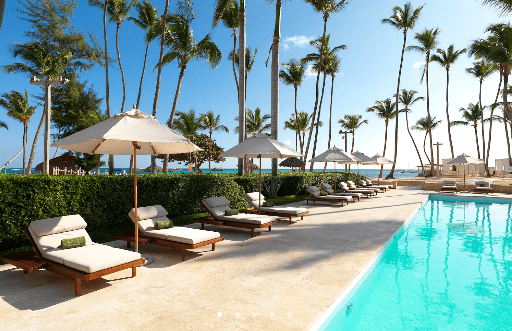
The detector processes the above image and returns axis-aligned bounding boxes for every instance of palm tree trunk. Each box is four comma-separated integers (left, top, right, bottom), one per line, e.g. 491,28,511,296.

387,31,407,179
445,69,454,158
270,0,281,178
473,123,481,159
304,16,327,172
380,121,388,178
26,110,45,175
136,43,150,108
96,154,102,175
351,131,355,153
310,72,327,172
405,111,424,174
0,0,6,32
238,0,246,176
294,86,302,156
22,124,26,175
103,1,113,174
425,57,435,176
115,23,126,113
504,111,512,166
488,69,510,176
129,155,133,174
324,74,335,172
153,0,170,174
209,131,212,173
232,30,239,97
479,79,486,159
423,131,430,164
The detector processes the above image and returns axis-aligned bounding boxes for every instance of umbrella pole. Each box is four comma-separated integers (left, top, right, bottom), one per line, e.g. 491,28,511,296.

463,166,466,192
259,156,262,215
334,162,337,194
133,142,139,253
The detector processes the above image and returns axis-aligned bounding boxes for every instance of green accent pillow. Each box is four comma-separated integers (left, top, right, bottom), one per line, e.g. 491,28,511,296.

225,209,239,216
262,202,274,207
320,191,328,196
155,220,173,229
61,236,86,249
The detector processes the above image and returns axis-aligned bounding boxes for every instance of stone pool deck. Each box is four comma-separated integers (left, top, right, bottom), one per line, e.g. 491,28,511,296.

0,186,448,330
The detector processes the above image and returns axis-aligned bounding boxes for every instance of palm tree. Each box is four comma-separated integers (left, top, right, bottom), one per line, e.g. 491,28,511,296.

228,46,258,103
0,121,7,130
451,103,484,159
201,110,229,173
289,111,320,153
235,107,271,135
366,98,396,178
466,60,496,158
128,1,159,108
397,89,425,173
303,0,348,172
430,45,466,158
284,116,300,151
338,115,368,154
326,55,341,155
169,109,202,136
0,90,38,174
407,27,441,176
382,2,423,179
482,0,512,15
0,0,5,32
280,59,306,156
89,0,137,113
412,116,441,166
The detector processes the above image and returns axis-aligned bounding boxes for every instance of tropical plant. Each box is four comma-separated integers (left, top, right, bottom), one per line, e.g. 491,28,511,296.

407,27,441,176
167,134,225,173
481,0,512,15
325,55,341,157
169,109,202,136
128,1,159,108
466,60,497,158
303,0,349,172
280,59,306,156
431,45,466,158
229,46,257,101
338,115,368,154
235,107,271,135
200,110,229,173
0,1,5,32
0,90,38,174
412,116,441,165
397,89,424,173
451,103,485,159
382,2,423,179
0,121,7,130
366,98,396,178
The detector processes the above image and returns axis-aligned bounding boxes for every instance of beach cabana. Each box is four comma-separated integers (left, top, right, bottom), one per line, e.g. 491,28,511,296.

447,153,484,192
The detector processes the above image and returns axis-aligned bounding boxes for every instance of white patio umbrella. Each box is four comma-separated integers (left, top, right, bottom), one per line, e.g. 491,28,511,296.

220,133,301,213
310,147,359,194
51,107,200,252
371,154,394,185
446,153,484,191
351,151,375,183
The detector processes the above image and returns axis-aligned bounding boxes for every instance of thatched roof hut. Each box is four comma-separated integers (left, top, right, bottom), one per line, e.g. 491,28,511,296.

144,165,163,173
35,153,80,175
280,157,305,168
245,160,259,172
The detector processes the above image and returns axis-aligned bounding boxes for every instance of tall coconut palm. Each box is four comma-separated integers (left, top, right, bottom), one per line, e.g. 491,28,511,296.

338,115,368,154
0,0,5,32
0,121,7,130
326,55,341,153
397,89,425,174
235,107,271,135
451,103,485,159
382,2,423,179
303,0,348,172
407,27,441,176
366,98,396,178
280,59,306,156
160,0,222,173
284,115,300,151
430,45,466,158
0,90,38,174
201,110,229,173
229,46,257,103
128,1,159,108
482,0,512,15
169,109,202,136
466,60,496,158
90,0,136,114
284,112,323,158
269,0,282,178
412,116,441,165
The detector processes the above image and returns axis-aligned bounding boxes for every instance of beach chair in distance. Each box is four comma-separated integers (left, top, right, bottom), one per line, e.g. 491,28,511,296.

302,186,352,206
320,183,362,201
191,196,279,237
340,182,377,196
441,180,458,193
473,181,492,194
242,192,309,224
112,205,224,261
361,179,392,191
1,215,145,296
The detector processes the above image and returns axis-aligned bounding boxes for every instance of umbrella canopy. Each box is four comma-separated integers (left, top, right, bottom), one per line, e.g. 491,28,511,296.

352,151,375,164
280,157,305,168
371,154,394,165
446,153,484,165
310,146,358,163
220,133,301,159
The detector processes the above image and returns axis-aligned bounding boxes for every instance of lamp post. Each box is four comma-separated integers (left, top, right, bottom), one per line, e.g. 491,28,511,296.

29,75,69,174
339,130,351,172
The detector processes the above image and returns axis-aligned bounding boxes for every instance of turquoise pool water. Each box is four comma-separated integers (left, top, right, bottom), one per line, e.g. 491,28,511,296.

320,197,512,331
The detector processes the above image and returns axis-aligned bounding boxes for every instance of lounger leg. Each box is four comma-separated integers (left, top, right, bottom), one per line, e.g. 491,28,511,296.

212,243,216,251
127,241,131,249
251,229,255,237
289,217,292,224
268,226,272,232
75,278,81,296
201,223,205,230
181,249,186,261
132,266,136,277
301,215,304,220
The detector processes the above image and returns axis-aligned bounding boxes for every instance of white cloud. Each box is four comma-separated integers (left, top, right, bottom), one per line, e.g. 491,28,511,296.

413,62,424,69
305,65,316,77
284,139,291,145
283,36,314,49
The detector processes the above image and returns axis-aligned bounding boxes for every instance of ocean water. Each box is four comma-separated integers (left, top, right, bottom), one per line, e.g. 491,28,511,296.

3,168,418,178
320,197,512,330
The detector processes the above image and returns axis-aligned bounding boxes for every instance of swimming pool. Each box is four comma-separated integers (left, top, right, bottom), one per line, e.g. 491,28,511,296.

315,196,512,330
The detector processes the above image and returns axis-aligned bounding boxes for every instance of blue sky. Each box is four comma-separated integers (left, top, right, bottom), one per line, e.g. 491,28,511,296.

0,0,509,170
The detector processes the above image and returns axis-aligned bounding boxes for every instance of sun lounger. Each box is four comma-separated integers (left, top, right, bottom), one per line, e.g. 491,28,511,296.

347,181,380,194
473,181,492,194
302,186,352,206
242,192,309,223
191,196,279,237
111,205,224,261
15,215,145,296
339,182,376,196
355,179,387,192
441,180,458,192
361,179,392,191
320,183,362,200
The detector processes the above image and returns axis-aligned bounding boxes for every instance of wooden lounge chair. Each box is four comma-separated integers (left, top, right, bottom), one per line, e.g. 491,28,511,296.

339,182,376,197
321,183,362,200
302,186,352,206
241,192,309,223
112,205,224,261
191,196,279,237
441,180,458,192
360,179,391,191
1,215,145,296
473,181,493,194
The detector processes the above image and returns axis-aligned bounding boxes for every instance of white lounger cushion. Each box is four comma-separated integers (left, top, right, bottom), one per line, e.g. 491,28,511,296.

45,244,141,273
215,213,276,225
307,186,350,200
246,192,264,202
259,206,307,215
29,227,93,258
144,227,220,244
443,180,456,186
29,215,87,237
129,205,167,221
475,181,491,188
321,184,362,197
133,216,169,232
204,196,231,208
